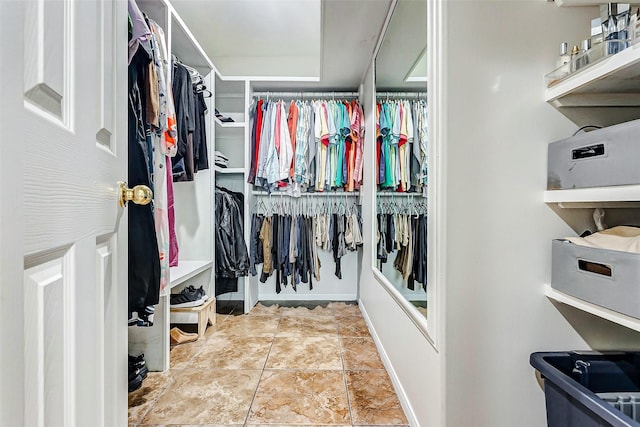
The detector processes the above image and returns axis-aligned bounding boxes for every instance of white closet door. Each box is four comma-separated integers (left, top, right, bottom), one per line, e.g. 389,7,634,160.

0,1,128,426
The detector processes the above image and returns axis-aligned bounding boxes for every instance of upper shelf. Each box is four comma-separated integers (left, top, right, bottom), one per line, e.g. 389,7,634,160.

170,10,215,76
545,42,640,127
214,116,245,128
553,0,601,6
169,260,213,289
215,167,244,174
544,185,640,208
136,0,214,77
545,284,640,332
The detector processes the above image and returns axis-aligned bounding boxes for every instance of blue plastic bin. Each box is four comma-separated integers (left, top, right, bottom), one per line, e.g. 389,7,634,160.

530,351,640,427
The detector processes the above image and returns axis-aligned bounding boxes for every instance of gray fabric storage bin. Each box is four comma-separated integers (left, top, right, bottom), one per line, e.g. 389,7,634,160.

551,239,640,319
547,119,640,190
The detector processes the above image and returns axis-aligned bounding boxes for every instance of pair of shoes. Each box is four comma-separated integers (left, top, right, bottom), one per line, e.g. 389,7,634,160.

128,371,143,392
128,311,138,326
128,353,147,393
215,109,234,123
128,307,155,327
170,327,198,346
170,285,207,308
129,354,148,379
136,306,155,326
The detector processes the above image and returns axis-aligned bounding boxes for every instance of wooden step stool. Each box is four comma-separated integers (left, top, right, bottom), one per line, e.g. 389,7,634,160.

169,297,216,338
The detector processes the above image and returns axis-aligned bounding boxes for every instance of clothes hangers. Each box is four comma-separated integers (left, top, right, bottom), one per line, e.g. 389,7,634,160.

195,83,212,98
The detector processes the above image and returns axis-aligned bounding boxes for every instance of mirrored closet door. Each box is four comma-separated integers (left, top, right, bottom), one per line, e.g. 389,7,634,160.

374,0,428,320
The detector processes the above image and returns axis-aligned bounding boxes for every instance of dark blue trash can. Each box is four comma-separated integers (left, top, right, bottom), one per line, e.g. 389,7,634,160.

530,351,640,427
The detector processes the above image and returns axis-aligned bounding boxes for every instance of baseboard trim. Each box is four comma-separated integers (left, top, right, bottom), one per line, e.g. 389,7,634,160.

257,293,358,301
359,300,419,427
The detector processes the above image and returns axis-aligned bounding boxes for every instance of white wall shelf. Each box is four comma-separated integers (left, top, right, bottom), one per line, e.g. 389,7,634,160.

545,42,640,127
213,75,250,309
138,0,215,76
553,0,601,6
169,260,213,289
214,116,245,127
545,284,640,332
543,16,640,335
169,10,215,76
215,167,244,174
544,185,640,207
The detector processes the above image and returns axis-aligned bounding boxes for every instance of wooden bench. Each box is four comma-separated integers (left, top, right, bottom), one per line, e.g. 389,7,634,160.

169,297,216,338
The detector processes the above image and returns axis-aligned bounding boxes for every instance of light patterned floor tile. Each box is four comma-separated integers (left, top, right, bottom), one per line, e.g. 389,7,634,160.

190,335,273,369
211,315,280,337
141,369,261,425
340,337,385,370
277,315,337,337
169,337,205,369
331,302,361,317
128,371,175,425
134,303,408,427
337,316,370,337
280,304,334,317
346,371,408,425
248,370,350,424
249,303,281,316
246,425,351,427
266,336,341,370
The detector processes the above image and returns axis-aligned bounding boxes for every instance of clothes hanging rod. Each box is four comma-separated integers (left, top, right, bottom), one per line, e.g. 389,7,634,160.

377,192,427,197
252,91,360,99
376,92,427,98
252,190,360,197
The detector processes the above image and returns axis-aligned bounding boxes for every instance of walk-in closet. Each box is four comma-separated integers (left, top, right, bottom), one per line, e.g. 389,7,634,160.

124,0,403,425
7,0,640,426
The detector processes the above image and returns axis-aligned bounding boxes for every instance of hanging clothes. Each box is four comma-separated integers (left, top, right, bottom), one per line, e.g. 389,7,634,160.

247,97,363,195
215,186,250,296
249,196,362,293
193,90,209,172
146,16,173,294
128,30,161,325
129,0,215,323
171,59,210,181
377,98,427,194
171,61,195,181
376,203,428,291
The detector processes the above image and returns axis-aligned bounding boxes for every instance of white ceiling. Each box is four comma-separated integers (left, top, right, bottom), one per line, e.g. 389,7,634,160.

171,0,393,89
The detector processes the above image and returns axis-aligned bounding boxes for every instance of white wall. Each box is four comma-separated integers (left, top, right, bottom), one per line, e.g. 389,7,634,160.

359,60,443,427
443,2,640,426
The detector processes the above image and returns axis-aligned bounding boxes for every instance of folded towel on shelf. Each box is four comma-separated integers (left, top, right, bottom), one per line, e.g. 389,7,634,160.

215,109,234,123
565,226,640,254
214,150,229,161
214,150,229,169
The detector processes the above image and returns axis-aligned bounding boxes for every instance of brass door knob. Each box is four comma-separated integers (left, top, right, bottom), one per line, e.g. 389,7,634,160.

119,182,153,207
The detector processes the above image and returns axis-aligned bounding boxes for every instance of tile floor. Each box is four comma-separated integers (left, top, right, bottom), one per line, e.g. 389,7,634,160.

128,301,409,427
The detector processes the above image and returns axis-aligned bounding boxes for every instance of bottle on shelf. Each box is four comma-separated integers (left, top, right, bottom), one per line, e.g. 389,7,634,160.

600,3,631,55
570,44,580,72
556,42,571,69
591,17,603,47
574,39,591,71
629,7,640,43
